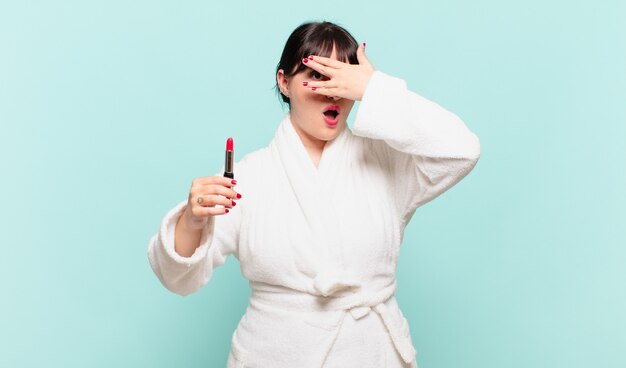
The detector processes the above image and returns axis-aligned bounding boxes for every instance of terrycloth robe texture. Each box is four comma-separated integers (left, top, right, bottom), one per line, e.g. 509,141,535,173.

147,70,481,367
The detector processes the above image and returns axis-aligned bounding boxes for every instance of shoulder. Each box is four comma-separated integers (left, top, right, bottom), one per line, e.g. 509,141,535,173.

234,146,271,172
348,130,392,166
230,146,277,207
232,146,278,187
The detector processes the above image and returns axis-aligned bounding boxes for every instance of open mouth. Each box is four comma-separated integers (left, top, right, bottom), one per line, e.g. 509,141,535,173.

324,110,339,119
323,105,340,125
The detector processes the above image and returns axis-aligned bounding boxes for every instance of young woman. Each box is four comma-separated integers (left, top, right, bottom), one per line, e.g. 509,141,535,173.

148,21,480,368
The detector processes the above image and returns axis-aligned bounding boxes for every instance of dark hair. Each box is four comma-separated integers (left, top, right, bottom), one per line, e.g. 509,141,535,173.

275,21,359,106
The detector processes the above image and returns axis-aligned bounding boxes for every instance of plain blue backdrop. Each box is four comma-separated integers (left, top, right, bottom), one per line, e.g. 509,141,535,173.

1,1,624,367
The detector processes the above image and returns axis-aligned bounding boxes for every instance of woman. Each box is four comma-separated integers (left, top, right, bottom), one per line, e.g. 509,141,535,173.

148,21,480,368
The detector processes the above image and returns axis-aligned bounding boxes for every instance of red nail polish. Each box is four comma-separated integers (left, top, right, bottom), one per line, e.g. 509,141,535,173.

363,42,366,48
302,58,308,64
312,87,317,91
231,179,237,185
303,81,308,86
308,55,314,60
237,193,242,199
225,208,229,213
231,200,236,206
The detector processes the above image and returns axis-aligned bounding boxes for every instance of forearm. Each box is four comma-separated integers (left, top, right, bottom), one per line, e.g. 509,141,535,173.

174,208,203,257
353,71,480,160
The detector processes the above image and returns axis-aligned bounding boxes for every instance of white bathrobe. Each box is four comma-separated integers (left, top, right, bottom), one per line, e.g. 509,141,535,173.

147,70,481,368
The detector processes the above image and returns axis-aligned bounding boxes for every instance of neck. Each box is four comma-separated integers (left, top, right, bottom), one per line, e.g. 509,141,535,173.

289,115,326,167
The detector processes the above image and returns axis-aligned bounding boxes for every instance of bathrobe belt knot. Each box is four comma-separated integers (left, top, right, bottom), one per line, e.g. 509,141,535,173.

250,279,417,364
312,268,361,297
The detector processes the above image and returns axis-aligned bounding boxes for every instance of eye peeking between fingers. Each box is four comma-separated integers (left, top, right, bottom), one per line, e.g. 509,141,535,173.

309,71,326,81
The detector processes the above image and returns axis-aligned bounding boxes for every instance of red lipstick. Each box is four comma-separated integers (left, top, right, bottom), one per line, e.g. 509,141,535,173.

224,137,234,179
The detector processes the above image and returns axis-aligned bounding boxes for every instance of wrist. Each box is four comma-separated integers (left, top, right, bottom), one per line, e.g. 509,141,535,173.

181,207,206,232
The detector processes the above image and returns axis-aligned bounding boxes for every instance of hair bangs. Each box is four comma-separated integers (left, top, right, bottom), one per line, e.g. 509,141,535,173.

288,23,359,76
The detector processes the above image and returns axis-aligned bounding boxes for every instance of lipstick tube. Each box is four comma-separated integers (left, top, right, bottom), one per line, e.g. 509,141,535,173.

224,137,234,179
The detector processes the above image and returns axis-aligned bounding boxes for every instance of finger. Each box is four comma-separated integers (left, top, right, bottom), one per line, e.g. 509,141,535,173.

309,86,338,97
193,192,237,209
193,176,237,187
203,184,241,200
192,205,231,217
302,80,337,89
209,207,231,216
307,55,345,69
194,194,233,208
302,57,334,78
356,42,372,67
192,180,241,199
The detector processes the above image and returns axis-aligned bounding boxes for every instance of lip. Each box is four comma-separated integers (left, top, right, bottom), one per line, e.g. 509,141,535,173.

323,104,340,126
323,104,341,114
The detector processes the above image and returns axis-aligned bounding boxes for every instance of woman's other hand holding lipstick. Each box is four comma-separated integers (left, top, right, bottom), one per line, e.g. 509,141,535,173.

174,176,241,257
183,176,241,230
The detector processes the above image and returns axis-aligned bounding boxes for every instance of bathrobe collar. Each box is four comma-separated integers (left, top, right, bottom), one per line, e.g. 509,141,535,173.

269,113,360,297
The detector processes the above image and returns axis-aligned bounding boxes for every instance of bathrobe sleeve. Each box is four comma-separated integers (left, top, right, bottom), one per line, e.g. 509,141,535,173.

147,173,241,296
352,70,481,225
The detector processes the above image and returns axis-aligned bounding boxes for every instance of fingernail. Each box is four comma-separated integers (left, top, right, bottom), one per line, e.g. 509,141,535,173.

363,42,366,48
302,81,308,86
308,55,314,60
231,200,236,206
231,179,237,185
302,58,308,64
225,208,230,213
311,87,317,91
237,193,242,199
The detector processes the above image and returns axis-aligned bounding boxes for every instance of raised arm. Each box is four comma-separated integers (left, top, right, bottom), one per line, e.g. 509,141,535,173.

352,70,481,225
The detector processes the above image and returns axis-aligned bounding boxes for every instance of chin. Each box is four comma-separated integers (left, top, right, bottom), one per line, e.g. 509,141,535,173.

318,128,342,142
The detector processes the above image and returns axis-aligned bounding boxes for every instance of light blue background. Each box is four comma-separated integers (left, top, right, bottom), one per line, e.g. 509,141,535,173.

1,1,624,367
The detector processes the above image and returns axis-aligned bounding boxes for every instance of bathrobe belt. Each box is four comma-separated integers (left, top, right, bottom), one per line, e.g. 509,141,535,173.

250,278,417,364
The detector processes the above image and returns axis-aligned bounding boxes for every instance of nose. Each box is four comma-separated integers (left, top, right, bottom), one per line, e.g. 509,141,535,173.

326,95,340,101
